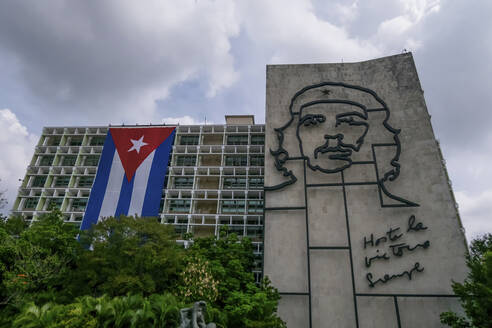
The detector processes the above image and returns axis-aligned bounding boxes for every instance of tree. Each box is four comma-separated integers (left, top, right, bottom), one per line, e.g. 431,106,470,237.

441,233,492,328
187,229,286,328
67,216,184,298
0,209,80,308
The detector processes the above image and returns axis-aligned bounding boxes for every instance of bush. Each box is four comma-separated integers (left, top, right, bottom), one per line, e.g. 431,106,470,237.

12,293,182,328
441,233,492,328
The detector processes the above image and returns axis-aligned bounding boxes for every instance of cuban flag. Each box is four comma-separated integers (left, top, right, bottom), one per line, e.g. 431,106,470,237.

80,127,175,230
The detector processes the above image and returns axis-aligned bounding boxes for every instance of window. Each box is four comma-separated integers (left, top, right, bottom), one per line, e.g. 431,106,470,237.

32,176,47,187
251,135,264,145
54,176,70,187
176,155,196,166
71,198,88,211
248,200,264,214
247,217,259,225
48,136,61,146
175,225,187,237
228,225,244,236
84,156,100,166
249,155,264,166
221,200,245,214
227,135,248,145
248,177,264,189
223,177,246,189
180,135,199,145
90,136,106,146
247,226,262,239
225,155,247,166
69,138,83,146
24,197,39,209
40,156,54,166
62,156,77,166
48,197,64,209
78,176,94,188
169,200,191,213
174,177,194,189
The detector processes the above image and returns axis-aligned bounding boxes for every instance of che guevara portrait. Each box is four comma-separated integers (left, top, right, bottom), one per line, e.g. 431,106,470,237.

266,81,418,208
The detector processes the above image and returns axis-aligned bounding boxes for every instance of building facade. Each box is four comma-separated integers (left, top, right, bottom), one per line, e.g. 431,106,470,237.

263,54,467,327
11,116,265,281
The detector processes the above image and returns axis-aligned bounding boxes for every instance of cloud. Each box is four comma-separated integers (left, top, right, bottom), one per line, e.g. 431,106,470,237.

455,190,492,241
237,0,381,64
0,109,37,214
0,0,240,124
161,115,210,126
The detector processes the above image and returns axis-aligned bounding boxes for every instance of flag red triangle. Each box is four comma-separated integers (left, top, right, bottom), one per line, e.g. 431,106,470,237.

109,127,175,181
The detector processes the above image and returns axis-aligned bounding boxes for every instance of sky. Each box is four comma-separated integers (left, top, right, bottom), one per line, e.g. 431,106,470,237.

0,0,490,241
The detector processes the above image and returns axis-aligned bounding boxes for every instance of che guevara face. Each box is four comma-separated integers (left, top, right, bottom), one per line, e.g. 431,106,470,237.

297,101,369,173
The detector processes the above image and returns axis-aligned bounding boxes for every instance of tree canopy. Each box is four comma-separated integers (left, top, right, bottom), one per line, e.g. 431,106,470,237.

0,211,285,327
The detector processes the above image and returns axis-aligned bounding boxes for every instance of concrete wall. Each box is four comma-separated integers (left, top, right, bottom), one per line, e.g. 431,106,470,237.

264,53,467,327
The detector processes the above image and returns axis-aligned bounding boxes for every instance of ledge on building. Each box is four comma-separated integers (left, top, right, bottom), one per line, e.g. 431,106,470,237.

225,115,255,125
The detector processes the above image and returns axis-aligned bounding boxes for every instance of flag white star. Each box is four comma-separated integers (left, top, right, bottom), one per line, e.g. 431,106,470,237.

128,135,148,154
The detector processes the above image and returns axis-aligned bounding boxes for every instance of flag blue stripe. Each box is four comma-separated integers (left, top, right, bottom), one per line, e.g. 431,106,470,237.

141,130,175,217
80,131,116,230
114,174,134,217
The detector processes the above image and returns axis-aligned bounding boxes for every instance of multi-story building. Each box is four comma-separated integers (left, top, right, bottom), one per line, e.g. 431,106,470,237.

11,115,265,280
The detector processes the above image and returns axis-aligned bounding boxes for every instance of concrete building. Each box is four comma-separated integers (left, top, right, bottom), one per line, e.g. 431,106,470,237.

263,53,467,327
11,115,265,281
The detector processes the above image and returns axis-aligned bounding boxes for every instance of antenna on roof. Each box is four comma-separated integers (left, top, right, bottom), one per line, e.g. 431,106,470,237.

205,116,207,125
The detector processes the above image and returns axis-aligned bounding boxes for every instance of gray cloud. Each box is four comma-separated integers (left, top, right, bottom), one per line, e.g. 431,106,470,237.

0,0,490,237
0,0,240,124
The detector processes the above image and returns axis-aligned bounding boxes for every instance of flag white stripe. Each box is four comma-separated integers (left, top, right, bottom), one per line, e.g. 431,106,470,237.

127,150,156,217
99,151,125,220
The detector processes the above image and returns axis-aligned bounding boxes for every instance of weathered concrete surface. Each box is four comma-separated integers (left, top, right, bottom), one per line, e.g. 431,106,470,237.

263,53,467,327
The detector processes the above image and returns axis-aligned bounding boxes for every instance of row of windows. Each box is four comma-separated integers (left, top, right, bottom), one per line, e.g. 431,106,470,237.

168,199,264,214
174,155,264,167
44,136,106,147
37,155,100,167
221,200,264,214
30,175,94,188
179,135,265,146
223,177,263,189
39,154,263,169
22,197,88,211
171,176,263,189
227,135,264,145
225,155,264,166
23,196,264,215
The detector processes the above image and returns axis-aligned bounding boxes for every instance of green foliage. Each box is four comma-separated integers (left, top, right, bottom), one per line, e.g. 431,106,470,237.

188,229,256,305
0,210,80,310
441,233,492,328
0,215,28,236
0,214,285,327
12,293,181,328
68,216,183,298
186,229,286,328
